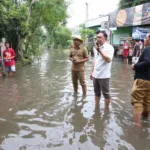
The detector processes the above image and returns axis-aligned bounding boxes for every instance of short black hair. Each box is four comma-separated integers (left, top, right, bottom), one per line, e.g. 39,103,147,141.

99,31,108,39
5,42,9,44
95,30,100,34
135,39,139,42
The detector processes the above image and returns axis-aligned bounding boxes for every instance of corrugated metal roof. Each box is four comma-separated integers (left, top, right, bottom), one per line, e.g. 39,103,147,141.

85,16,109,28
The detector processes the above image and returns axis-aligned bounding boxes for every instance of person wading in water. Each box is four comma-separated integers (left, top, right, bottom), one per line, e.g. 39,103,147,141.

69,35,89,95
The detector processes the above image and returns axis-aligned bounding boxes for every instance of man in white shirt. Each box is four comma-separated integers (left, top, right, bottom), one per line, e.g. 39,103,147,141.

90,31,114,110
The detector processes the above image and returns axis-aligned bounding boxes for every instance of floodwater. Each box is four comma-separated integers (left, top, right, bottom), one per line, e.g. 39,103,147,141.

0,50,150,150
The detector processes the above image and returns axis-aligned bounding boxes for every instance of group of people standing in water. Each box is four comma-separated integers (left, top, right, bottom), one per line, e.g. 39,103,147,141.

69,31,150,127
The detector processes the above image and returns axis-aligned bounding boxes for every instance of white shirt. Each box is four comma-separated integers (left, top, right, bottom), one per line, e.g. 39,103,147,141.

92,42,114,79
129,49,133,56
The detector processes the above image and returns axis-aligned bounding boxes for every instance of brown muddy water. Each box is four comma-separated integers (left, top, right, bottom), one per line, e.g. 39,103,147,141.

0,50,150,150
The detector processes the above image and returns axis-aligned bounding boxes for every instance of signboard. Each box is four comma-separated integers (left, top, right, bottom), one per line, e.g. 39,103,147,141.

101,21,109,29
132,27,150,40
110,2,150,27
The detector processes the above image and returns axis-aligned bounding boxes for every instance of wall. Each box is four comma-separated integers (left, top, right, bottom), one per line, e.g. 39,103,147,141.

111,27,132,45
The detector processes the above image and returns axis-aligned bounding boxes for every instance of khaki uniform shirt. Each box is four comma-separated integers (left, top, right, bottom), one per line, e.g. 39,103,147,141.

69,45,88,71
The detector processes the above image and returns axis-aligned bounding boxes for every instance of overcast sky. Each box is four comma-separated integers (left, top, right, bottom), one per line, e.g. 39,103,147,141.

67,0,120,28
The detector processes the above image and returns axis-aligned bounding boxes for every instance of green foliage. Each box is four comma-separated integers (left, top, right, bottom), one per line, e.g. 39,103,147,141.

119,0,149,9
79,24,95,41
47,26,72,49
66,40,72,47
0,0,28,46
0,0,70,63
25,0,69,55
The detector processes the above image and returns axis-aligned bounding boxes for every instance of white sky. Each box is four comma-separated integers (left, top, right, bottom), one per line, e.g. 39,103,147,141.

67,0,120,28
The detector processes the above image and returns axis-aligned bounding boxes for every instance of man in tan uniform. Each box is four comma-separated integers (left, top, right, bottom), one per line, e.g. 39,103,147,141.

69,35,89,95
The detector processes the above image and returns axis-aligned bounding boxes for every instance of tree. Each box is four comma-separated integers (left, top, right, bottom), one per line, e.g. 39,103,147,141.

0,0,70,63
0,0,29,59
47,26,72,49
119,0,149,9
79,24,95,42
24,0,68,57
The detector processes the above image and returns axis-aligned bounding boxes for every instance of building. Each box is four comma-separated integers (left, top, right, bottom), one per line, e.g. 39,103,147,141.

84,2,150,48
85,16,109,30
109,2,150,46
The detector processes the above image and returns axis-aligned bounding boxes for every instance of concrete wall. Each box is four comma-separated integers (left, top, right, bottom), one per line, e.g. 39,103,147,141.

111,27,132,45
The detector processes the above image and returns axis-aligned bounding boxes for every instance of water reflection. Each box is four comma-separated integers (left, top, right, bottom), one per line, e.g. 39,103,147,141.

89,109,108,148
66,95,88,142
0,51,150,150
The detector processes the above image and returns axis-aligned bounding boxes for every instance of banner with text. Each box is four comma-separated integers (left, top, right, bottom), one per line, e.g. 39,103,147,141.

132,27,150,40
110,3,150,27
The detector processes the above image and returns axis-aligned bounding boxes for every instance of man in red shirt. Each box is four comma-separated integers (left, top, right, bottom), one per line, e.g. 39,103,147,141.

122,40,130,64
3,43,16,77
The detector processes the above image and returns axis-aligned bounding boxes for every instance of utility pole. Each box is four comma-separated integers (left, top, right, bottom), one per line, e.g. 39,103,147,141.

85,2,89,21
85,3,89,48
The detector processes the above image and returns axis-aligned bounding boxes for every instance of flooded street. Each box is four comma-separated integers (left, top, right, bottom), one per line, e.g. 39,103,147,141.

0,50,150,150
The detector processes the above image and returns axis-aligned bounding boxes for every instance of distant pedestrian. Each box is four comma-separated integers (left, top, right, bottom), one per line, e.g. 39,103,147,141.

131,34,150,127
132,40,140,64
128,47,133,63
90,31,114,110
139,40,143,55
69,35,89,95
139,40,143,50
3,43,16,77
122,40,130,64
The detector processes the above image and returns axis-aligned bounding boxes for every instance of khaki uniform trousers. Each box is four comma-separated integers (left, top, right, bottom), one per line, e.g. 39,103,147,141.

71,70,86,91
131,79,150,112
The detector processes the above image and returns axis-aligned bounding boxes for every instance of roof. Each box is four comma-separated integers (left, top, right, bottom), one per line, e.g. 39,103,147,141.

85,16,109,28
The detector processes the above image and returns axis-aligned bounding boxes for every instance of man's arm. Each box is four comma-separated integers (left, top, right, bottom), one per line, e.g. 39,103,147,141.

136,50,140,57
136,45,140,57
97,46,114,62
69,56,73,61
90,60,95,80
9,49,16,59
134,48,150,70
78,57,89,63
134,60,150,70
69,49,73,61
81,47,89,62
99,50,111,62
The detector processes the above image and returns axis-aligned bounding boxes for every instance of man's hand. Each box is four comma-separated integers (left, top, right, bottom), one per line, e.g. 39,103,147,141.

4,57,14,60
4,58,11,62
132,64,135,70
97,48,111,62
73,60,81,64
4,57,8,61
96,45,100,51
69,57,73,61
96,45,101,53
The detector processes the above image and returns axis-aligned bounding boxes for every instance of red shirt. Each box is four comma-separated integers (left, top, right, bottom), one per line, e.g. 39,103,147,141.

122,43,130,57
123,43,130,50
3,48,16,66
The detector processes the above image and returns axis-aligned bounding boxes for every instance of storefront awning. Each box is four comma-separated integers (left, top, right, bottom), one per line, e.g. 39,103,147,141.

110,2,150,27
